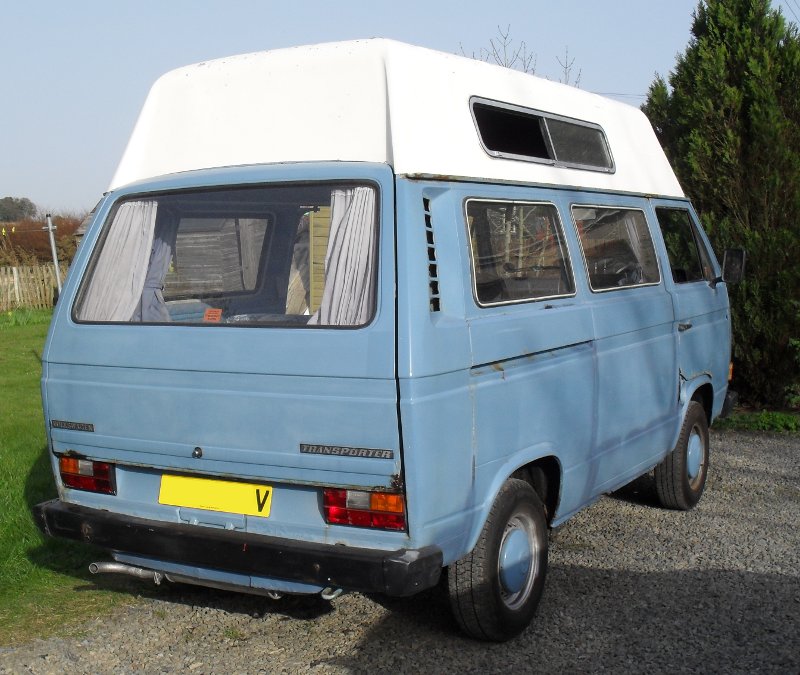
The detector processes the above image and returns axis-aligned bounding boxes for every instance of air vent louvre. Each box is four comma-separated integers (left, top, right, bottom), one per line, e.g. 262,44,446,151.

423,197,441,312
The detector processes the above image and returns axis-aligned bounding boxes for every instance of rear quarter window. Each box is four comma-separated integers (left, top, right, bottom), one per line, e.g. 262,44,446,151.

466,199,575,306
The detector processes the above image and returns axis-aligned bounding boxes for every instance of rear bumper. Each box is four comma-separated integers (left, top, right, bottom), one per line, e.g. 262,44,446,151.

33,499,442,597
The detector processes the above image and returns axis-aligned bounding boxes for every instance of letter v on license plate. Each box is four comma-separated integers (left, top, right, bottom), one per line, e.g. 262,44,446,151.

159,474,273,517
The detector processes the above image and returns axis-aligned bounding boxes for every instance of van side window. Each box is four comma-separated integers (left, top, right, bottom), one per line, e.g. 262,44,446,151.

73,183,378,327
655,207,713,283
470,97,614,172
466,200,575,305
572,206,660,291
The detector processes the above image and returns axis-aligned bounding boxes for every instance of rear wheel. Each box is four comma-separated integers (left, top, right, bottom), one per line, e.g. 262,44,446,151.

655,400,709,510
447,479,548,641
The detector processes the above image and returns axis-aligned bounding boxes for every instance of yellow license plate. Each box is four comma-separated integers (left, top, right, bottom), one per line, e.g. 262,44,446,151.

158,474,273,518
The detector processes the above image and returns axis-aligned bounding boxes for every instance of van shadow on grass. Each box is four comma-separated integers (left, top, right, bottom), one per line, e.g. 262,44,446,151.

22,444,333,621
23,444,157,600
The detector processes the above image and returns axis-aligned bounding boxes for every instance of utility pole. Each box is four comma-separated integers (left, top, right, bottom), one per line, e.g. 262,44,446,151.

44,213,62,294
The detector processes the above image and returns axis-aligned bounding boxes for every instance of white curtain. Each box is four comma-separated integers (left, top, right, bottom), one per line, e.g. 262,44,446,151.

238,219,264,290
309,187,376,326
77,201,158,321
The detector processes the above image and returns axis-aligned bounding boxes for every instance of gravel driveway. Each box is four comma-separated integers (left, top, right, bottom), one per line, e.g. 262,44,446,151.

2,430,798,674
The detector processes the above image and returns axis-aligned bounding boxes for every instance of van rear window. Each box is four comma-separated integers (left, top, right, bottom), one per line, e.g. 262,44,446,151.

74,183,378,327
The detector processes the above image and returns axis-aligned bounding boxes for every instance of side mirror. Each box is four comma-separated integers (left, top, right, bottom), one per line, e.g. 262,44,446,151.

722,248,746,284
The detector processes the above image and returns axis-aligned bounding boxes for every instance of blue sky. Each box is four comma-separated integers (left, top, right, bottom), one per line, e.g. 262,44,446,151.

1,1,797,213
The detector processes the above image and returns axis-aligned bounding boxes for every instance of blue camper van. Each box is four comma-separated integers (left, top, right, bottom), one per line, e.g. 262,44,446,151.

34,40,741,641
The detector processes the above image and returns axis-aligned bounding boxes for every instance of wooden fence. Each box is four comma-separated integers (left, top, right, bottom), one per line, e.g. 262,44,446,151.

0,264,69,311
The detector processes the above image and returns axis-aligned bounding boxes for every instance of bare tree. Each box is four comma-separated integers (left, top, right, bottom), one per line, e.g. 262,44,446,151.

460,25,537,75
556,46,582,87
461,28,582,88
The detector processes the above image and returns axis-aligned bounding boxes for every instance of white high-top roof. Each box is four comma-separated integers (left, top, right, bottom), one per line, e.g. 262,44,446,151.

110,39,684,198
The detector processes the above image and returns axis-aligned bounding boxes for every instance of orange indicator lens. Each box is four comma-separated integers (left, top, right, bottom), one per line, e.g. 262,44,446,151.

370,492,404,513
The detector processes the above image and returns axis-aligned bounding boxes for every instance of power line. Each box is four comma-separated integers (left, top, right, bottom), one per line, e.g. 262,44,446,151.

591,92,648,99
783,0,800,23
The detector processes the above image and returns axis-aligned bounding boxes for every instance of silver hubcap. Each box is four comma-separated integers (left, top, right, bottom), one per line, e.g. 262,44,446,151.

686,425,706,490
497,511,540,610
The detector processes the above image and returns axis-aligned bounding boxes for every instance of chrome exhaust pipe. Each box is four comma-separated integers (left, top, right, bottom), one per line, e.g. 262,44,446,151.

90,562,342,599
89,561,164,584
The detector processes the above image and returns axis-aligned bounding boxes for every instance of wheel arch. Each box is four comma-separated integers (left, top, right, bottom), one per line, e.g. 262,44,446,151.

511,456,561,526
687,380,714,425
465,448,562,557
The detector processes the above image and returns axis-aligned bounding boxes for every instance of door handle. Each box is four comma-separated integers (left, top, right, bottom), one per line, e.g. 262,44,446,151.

678,322,693,332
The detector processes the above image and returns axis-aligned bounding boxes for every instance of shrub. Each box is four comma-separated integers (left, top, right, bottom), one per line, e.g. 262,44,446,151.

643,0,800,407
0,214,82,267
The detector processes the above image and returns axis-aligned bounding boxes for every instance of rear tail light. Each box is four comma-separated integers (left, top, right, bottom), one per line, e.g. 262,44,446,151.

323,489,406,531
59,456,116,495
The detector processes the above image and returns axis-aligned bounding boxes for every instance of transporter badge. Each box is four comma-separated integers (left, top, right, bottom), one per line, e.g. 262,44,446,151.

300,444,394,460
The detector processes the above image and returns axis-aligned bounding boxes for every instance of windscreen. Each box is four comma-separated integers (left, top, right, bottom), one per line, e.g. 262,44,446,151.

74,182,378,327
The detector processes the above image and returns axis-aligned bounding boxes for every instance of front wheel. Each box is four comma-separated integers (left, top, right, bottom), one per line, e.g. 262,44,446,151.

655,400,709,510
447,479,548,641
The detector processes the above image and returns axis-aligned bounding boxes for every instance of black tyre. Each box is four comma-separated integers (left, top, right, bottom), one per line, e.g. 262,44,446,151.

655,400,709,510
447,479,548,641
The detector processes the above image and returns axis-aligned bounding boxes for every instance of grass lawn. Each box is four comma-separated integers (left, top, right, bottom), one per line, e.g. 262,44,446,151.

0,309,140,646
